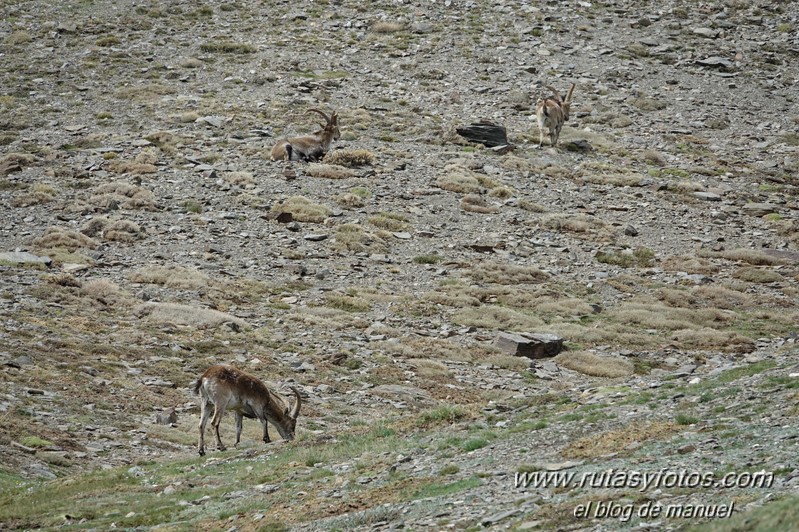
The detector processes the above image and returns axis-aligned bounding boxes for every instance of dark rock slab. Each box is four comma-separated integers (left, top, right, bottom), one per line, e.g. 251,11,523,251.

494,332,564,359
456,121,512,148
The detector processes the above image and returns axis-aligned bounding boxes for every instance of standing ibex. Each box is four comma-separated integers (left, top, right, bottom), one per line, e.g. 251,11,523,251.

535,83,576,148
194,365,301,456
270,109,340,162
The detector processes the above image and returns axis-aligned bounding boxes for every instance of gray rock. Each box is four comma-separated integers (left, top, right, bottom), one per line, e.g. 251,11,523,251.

743,202,778,217
371,384,433,406
0,252,52,267
494,332,564,359
696,56,735,69
693,27,720,38
196,115,226,128
154,409,178,425
693,191,722,201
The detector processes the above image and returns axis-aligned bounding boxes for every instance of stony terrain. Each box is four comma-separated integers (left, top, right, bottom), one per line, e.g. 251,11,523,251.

1,0,798,530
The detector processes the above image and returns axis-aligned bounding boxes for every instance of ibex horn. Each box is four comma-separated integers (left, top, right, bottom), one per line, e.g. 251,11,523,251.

307,108,331,124
290,387,302,419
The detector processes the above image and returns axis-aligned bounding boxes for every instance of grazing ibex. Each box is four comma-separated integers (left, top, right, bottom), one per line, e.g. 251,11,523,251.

270,109,340,162
194,365,301,456
535,83,576,148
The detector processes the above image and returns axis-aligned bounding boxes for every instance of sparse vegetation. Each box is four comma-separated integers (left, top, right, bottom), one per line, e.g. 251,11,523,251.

1,1,797,530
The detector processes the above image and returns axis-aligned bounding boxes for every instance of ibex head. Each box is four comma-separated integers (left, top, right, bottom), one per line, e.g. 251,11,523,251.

276,387,302,440
308,108,341,141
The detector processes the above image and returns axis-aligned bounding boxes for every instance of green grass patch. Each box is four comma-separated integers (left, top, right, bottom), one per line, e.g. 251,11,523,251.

509,419,548,433
200,41,256,53
687,494,799,531
416,405,467,427
411,476,482,500
413,254,443,264
675,413,700,425
596,248,655,268
439,465,460,476
716,360,778,384
184,200,203,214
19,436,54,448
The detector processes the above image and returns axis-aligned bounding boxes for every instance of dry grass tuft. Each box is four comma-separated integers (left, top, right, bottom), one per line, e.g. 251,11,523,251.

32,227,98,251
306,163,357,180
371,21,404,33
582,173,643,187
554,351,634,378
333,224,388,253
5,30,32,46
144,131,182,155
470,262,549,284
0,152,36,168
609,301,733,331
453,306,544,331
336,193,366,209
642,149,667,166
10,183,55,207
518,199,548,213
135,302,248,330
271,196,331,223
324,292,372,312
225,171,255,187
670,328,756,353
80,217,142,242
436,164,485,194
532,297,597,317
368,212,410,232
80,216,109,238
103,220,143,242
542,213,611,238
129,265,213,290
45,273,82,287
90,181,156,210
284,307,368,331
489,186,514,199
460,194,498,214
699,247,788,266
661,255,720,274
732,267,785,283
562,421,680,459
692,285,753,309
103,148,159,172
408,359,453,378
80,278,123,303
323,149,376,167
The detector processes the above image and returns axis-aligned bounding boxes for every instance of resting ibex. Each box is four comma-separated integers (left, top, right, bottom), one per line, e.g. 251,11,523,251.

194,365,301,456
270,109,340,162
535,83,575,148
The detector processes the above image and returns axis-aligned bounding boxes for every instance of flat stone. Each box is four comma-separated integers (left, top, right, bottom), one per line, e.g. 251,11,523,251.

742,202,778,217
494,332,564,359
693,27,720,38
196,115,226,128
696,56,734,69
372,384,433,406
0,252,52,267
693,191,721,201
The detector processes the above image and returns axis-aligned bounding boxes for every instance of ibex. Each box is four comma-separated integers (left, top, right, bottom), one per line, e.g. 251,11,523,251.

535,83,575,148
270,109,340,162
194,365,302,456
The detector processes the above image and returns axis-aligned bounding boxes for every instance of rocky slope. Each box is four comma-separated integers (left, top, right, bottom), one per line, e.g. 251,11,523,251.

1,0,798,529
